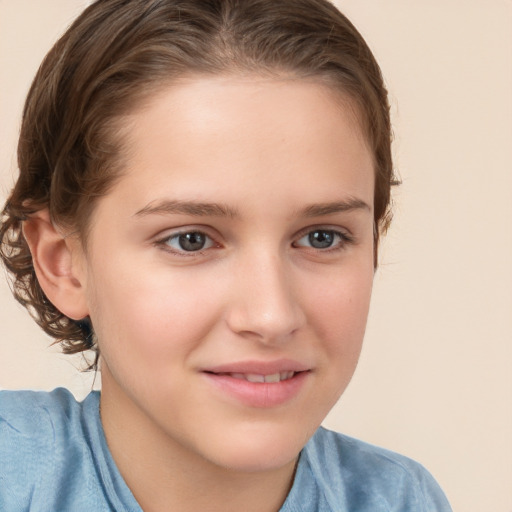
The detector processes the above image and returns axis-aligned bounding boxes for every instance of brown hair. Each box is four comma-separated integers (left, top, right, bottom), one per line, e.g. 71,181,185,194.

0,0,398,363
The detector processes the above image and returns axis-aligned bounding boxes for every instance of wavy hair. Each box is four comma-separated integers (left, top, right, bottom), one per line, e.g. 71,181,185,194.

0,0,398,365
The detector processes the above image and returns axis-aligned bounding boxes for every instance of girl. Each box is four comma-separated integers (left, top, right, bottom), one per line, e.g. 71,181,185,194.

0,0,452,510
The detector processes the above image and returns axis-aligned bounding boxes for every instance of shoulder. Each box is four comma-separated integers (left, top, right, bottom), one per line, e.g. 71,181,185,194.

0,386,77,447
0,387,85,448
301,427,452,512
0,387,82,474
0,388,107,511
0,386,80,422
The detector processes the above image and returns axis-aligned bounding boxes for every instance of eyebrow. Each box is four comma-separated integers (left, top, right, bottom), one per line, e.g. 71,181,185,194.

134,200,239,218
134,196,371,220
300,198,371,217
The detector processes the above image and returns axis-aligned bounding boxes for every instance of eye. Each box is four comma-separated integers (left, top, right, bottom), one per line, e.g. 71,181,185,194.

161,231,215,253
294,229,351,250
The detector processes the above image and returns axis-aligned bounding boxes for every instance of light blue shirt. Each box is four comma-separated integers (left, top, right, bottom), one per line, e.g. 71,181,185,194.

0,388,452,511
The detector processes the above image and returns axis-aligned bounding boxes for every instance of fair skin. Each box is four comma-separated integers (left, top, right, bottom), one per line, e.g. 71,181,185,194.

25,75,375,511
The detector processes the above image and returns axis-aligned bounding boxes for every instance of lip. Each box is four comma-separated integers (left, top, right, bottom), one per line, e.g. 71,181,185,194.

201,359,311,408
203,359,311,375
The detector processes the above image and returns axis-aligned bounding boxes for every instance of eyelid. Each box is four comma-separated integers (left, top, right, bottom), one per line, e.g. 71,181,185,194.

152,224,354,257
153,226,221,256
292,225,354,250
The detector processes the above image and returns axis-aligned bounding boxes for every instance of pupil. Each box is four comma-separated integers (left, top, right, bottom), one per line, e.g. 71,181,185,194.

179,232,205,251
309,230,334,249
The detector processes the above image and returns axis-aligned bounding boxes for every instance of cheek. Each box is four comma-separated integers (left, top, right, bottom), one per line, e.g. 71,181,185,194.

86,260,224,369
308,262,373,331
289,260,373,419
302,260,374,371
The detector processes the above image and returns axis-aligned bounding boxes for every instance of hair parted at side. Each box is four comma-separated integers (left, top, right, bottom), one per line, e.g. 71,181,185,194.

0,0,398,365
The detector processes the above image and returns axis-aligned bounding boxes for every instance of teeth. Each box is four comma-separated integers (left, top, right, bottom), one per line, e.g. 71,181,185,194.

227,372,296,383
246,374,266,383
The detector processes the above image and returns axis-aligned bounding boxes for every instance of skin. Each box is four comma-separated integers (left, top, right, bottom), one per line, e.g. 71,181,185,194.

30,76,376,511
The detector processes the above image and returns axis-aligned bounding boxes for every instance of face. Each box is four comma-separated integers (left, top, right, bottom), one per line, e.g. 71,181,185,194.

76,76,375,473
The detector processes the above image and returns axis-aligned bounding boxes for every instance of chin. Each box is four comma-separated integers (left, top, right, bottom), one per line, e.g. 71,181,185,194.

203,421,314,473
217,446,300,474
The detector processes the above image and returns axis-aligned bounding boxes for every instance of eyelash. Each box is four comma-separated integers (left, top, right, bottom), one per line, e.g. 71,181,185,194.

155,230,218,257
154,226,354,257
293,227,354,252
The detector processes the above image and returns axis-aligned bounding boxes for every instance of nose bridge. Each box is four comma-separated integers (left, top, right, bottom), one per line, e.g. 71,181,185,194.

226,244,305,343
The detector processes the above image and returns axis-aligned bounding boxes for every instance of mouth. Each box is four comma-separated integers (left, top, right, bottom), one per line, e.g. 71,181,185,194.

206,371,298,383
201,361,311,408
203,358,311,376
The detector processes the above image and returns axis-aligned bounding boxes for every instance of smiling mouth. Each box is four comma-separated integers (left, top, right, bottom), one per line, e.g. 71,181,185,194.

210,371,297,383
203,369,309,407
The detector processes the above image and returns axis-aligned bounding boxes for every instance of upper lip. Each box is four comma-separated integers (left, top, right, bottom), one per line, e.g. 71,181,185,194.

202,359,311,375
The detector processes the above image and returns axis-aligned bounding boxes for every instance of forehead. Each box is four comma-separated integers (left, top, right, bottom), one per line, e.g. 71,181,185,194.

128,74,371,153
96,75,374,220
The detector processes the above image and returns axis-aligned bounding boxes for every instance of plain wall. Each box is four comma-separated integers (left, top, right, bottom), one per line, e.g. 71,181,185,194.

1,2,511,511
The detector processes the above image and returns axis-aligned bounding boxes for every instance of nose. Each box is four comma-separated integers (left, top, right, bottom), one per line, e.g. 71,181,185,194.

225,249,306,345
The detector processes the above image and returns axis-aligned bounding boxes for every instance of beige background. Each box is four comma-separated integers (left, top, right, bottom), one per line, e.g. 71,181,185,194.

1,1,511,511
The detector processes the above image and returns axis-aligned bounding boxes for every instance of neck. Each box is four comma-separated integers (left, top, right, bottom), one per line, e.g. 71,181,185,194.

99,369,297,512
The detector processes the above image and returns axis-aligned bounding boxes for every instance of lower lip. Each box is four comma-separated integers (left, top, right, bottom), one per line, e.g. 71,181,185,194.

202,371,309,408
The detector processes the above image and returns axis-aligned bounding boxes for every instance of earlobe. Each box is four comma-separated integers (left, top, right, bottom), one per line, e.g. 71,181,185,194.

22,209,89,320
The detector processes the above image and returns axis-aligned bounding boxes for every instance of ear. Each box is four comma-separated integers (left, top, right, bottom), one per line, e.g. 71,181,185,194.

22,209,89,320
